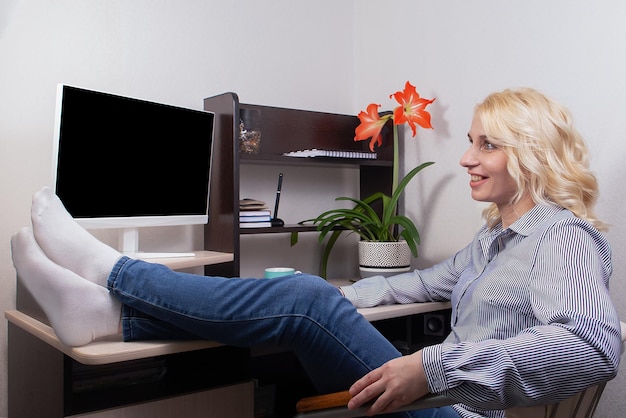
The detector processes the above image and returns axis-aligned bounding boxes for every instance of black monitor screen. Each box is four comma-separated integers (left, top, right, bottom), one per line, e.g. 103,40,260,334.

53,85,214,227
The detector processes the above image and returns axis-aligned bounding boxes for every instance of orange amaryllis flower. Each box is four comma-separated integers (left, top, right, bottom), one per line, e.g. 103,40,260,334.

391,81,436,136
353,81,435,192
354,103,393,151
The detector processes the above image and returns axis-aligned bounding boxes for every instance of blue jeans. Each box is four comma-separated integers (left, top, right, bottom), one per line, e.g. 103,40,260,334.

107,257,460,418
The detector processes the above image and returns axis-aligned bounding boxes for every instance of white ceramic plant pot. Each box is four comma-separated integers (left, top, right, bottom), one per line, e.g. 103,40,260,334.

358,240,412,279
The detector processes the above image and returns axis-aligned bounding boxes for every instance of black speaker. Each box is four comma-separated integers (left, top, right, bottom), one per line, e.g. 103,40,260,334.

423,312,447,337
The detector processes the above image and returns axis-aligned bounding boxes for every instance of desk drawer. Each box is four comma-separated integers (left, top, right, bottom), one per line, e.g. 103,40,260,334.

69,381,254,418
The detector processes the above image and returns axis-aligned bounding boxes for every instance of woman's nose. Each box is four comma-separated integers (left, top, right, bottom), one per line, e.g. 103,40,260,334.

459,147,477,168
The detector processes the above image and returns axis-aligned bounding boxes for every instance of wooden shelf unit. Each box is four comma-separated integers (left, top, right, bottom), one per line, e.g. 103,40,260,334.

202,92,395,277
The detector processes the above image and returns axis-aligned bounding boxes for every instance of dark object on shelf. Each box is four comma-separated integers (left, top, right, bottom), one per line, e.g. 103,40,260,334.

271,218,285,227
239,108,262,154
272,172,284,227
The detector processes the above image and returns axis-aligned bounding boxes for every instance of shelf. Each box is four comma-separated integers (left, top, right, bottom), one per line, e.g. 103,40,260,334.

239,224,348,235
239,153,392,168
239,224,320,234
237,101,393,161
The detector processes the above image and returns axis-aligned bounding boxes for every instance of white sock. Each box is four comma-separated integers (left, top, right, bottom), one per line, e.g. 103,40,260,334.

11,227,122,347
30,187,121,287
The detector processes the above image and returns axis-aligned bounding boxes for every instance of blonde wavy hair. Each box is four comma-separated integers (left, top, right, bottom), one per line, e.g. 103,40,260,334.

475,88,607,231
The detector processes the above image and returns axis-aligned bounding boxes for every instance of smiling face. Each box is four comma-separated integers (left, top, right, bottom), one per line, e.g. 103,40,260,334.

460,115,535,227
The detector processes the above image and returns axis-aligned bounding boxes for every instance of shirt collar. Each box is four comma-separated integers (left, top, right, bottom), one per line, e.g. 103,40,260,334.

507,203,564,237
477,203,564,253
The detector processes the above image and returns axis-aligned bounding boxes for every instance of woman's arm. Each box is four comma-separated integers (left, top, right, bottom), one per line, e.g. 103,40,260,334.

340,241,474,308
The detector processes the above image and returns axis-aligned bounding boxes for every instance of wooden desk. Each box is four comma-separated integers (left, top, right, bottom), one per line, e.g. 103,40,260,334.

359,302,450,322
7,266,450,418
5,301,450,366
7,275,449,366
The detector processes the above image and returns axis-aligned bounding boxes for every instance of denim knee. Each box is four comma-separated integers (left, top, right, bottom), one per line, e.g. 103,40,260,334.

290,274,342,300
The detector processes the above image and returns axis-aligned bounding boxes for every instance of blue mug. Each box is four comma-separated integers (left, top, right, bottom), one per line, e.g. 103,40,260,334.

264,267,297,278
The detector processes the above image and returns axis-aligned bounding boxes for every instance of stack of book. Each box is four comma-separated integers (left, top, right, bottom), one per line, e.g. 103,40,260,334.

239,199,272,228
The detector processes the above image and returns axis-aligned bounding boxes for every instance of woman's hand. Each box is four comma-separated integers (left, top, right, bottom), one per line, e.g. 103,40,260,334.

347,350,430,416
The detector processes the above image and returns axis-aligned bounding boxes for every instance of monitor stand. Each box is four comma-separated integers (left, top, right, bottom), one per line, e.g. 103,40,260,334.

119,227,195,259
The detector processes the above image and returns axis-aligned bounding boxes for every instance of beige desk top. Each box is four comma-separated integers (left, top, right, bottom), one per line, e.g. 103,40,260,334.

6,276,450,366
328,279,451,322
5,310,223,365
140,250,234,269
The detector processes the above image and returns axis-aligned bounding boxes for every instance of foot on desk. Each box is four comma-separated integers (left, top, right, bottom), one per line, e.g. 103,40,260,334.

11,227,121,347
30,186,121,287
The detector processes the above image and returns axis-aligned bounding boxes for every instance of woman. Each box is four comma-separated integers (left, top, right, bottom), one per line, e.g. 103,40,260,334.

11,88,621,418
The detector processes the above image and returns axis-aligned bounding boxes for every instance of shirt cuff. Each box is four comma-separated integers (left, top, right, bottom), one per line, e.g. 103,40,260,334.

422,344,448,393
339,285,358,305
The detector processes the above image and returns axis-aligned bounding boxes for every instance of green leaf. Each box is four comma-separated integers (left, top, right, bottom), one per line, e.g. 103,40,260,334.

320,229,342,279
399,230,419,257
290,231,299,246
387,162,435,217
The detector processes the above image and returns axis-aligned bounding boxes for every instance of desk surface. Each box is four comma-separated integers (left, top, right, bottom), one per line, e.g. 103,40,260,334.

5,310,223,365
6,278,450,366
141,250,234,269
328,279,450,322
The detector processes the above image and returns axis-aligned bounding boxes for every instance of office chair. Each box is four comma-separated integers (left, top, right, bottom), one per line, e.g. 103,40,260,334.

295,321,626,418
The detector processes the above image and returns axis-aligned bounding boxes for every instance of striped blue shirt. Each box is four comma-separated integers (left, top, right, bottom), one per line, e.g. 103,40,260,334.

341,204,621,418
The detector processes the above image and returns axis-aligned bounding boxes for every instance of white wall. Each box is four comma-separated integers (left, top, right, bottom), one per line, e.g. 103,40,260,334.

1,1,625,416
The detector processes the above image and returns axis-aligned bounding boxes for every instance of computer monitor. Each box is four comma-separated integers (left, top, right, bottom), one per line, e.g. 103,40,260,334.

52,84,214,257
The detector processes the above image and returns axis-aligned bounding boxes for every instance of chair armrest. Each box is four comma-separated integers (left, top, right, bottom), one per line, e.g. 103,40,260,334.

295,390,455,418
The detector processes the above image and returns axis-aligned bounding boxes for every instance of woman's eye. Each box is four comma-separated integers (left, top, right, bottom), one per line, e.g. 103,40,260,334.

482,141,496,150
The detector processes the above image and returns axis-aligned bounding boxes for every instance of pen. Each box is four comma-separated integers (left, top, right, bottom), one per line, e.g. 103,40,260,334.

271,173,284,227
